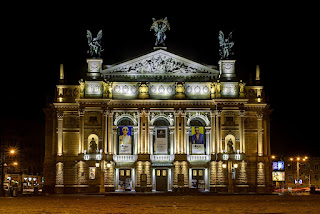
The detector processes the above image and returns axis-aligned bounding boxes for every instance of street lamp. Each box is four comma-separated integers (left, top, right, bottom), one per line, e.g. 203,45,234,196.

290,156,308,188
1,148,16,196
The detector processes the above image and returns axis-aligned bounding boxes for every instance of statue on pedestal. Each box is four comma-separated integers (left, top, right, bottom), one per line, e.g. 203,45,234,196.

218,31,234,59
89,137,98,154
87,30,103,58
150,17,170,47
227,138,234,153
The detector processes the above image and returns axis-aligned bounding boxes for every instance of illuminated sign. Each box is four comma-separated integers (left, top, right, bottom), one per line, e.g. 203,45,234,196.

272,171,285,181
272,161,285,171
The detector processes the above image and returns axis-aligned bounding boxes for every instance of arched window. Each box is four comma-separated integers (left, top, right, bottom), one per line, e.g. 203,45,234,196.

153,118,170,155
88,134,99,154
117,118,134,155
189,119,206,154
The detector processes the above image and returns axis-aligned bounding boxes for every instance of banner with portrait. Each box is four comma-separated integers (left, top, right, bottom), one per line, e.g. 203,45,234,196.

190,126,205,154
154,128,168,154
118,126,133,154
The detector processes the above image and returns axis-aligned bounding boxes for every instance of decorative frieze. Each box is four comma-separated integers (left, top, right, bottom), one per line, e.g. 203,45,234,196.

149,112,174,126
113,111,138,126
186,111,210,126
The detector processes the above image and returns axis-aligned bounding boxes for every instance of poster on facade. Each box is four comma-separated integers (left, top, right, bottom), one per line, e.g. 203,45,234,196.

272,171,285,181
118,126,133,154
155,128,168,154
190,126,205,154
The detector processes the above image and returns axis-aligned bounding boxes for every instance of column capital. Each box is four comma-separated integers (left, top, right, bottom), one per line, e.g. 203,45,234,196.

78,108,85,116
256,113,263,119
101,108,109,116
214,110,222,117
57,111,64,119
239,110,246,117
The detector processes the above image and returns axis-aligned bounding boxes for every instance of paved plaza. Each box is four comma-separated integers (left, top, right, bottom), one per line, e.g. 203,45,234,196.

0,194,320,213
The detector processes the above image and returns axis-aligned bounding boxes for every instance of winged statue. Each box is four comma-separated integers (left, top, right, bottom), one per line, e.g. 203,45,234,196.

150,17,170,46
218,30,234,59
87,30,103,58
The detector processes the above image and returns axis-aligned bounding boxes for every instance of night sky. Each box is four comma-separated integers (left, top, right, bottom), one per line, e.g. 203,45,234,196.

3,3,318,157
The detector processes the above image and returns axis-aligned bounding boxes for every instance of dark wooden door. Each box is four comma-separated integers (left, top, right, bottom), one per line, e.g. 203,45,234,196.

156,169,167,191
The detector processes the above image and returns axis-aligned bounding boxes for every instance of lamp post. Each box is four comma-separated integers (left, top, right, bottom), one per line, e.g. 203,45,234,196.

1,146,16,197
290,156,308,189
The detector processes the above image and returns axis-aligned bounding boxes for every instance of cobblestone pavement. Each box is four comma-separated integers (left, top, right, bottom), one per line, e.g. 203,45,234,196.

0,194,320,213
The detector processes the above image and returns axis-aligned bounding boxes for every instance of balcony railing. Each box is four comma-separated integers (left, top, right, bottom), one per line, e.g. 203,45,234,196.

113,155,138,162
83,153,102,161
187,155,211,162
150,155,175,162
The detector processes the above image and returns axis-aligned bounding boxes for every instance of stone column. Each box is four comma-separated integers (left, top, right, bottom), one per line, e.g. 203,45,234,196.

215,110,222,153
181,112,186,154
210,111,215,154
57,111,64,156
186,127,190,155
239,110,245,153
205,127,211,155
134,127,139,155
108,112,113,154
257,113,263,156
144,111,149,154
174,112,179,154
138,112,142,154
79,109,85,154
102,110,108,154
169,126,174,155
149,126,154,155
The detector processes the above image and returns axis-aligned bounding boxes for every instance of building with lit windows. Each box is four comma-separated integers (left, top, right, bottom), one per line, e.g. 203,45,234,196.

43,42,272,194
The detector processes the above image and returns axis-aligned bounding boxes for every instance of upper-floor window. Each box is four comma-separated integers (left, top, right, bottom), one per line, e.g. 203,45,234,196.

315,163,319,170
189,119,206,155
153,118,170,155
117,118,134,155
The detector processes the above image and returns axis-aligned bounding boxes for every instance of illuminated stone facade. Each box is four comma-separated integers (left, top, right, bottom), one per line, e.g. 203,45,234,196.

43,48,272,193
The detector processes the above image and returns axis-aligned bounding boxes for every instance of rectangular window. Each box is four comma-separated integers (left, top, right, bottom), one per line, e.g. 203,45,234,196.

118,126,133,155
154,128,168,155
288,174,293,181
287,164,292,170
89,167,96,180
315,164,319,170
193,170,197,176
315,174,319,181
157,170,161,177
305,163,310,170
189,126,206,155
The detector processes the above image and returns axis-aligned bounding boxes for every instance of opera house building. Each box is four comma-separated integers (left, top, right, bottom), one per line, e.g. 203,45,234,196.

43,34,272,194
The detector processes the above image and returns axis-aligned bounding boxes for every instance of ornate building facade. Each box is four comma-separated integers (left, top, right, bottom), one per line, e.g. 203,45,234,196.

44,46,272,193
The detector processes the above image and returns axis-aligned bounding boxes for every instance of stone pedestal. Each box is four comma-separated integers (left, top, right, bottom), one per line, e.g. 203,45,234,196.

219,60,236,81
87,58,103,80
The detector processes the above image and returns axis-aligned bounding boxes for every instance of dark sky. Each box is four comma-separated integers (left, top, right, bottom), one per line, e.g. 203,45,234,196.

3,3,319,157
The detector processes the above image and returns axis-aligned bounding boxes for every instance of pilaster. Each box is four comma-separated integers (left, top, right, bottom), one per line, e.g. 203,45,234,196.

57,111,64,156
257,113,263,156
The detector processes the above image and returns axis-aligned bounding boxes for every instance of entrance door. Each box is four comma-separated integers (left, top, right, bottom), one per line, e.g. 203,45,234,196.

156,169,168,191
119,169,132,191
192,169,205,189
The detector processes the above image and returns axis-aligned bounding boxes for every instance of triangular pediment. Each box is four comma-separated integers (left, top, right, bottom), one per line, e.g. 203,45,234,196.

102,49,219,81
